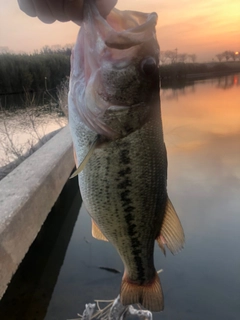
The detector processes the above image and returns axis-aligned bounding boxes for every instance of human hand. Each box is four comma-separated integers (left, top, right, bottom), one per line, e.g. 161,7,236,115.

17,0,118,25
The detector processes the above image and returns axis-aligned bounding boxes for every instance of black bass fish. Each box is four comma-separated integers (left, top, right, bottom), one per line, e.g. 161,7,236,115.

68,0,184,312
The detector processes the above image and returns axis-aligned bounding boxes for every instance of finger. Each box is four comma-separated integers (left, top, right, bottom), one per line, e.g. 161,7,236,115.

46,0,69,22
95,0,118,17
17,0,37,17
64,0,84,24
32,0,56,23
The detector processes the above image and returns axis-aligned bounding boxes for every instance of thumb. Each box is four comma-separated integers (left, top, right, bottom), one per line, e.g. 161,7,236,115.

95,0,118,17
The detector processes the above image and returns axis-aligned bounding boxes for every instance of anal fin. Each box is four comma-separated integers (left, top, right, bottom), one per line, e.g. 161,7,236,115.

92,219,108,242
157,197,185,255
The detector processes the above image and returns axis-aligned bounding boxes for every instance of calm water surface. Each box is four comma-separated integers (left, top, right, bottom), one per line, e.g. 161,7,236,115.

1,74,240,320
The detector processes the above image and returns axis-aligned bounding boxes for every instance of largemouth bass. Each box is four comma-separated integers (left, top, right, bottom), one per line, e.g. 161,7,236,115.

68,0,184,312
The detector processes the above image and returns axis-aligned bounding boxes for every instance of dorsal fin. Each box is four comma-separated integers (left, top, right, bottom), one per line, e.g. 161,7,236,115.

70,135,99,179
156,198,185,255
92,219,108,242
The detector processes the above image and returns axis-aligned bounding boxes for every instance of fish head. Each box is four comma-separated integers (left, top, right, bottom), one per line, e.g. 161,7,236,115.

69,2,160,139
100,38,159,103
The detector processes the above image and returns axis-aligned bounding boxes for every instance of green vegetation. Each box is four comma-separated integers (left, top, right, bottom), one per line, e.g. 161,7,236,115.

1,46,240,109
0,46,71,103
0,83,68,177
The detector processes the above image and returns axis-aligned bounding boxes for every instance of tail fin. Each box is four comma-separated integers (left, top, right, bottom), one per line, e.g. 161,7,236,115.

120,272,164,312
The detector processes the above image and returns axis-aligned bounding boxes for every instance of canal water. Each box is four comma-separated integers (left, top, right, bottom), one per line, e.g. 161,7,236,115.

0,74,240,320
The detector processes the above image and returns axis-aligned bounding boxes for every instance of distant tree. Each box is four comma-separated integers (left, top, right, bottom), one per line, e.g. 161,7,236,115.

228,51,237,61
50,44,62,52
188,54,197,63
164,50,177,64
40,45,52,54
160,51,168,64
192,54,197,63
39,44,73,56
0,46,10,54
222,50,232,61
63,44,74,51
178,53,188,63
160,50,197,64
216,50,240,61
216,53,224,62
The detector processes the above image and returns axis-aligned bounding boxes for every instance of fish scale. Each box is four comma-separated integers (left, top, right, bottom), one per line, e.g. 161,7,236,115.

69,0,184,312
75,111,166,284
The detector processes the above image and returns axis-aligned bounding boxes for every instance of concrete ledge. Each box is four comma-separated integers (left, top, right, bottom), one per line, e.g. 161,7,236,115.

0,125,75,299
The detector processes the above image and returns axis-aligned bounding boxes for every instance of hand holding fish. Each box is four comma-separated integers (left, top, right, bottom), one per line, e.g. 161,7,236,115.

17,0,117,24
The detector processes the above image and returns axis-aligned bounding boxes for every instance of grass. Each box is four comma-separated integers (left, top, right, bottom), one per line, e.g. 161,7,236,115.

0,81,69,180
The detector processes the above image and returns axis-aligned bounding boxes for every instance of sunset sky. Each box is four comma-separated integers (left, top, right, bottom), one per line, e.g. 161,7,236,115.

0,0,240,61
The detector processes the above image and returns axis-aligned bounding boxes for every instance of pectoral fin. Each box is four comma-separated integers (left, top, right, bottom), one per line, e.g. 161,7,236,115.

70,135,99,179
157,198,185,255
92,219,108,242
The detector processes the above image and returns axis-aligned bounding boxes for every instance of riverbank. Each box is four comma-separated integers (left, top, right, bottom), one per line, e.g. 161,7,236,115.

0,129,61,181
160,61,240,86
0,126,75,299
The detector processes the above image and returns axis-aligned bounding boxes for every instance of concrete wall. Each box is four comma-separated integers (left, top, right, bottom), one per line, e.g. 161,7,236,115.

0,126,75,299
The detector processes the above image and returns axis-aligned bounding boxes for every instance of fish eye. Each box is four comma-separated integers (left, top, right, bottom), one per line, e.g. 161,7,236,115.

141,57,157,76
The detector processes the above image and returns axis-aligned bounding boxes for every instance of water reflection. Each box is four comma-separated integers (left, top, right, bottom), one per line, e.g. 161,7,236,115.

159,73,240,320
161,73,240,101
0,91,56,109
216,74,240,89
1,74,240,320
